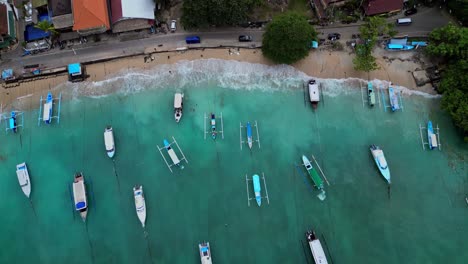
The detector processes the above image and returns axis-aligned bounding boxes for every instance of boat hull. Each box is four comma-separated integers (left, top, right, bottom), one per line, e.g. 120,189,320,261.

134,186,146,228
306,230,328,264
73,173,88,222
388,87,400,111
246,122,253,149
211,114,216,139
252,174,261,206
370,145,391,184
16,162,31,198
308,79,320,108
199,242,213,264
368,82,375,107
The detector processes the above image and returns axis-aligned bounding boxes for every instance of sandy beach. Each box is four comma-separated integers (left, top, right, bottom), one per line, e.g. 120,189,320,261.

0,47,436,111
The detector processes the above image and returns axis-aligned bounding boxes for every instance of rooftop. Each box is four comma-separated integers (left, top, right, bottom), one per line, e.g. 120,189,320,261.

72,0,110,32
364,0,403,16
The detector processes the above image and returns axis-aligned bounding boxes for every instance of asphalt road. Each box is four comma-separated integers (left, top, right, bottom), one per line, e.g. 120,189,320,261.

1,7,451,71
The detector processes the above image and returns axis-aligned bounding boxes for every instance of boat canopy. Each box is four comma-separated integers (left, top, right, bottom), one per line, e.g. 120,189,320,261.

174,93,183,108
43,101,52,120
73,180,87,210
309,239,328,264
168,148,180,165
253,174,261,192
104,129,114,151
430,134,438,148
16,164,29,187
308,81,320,102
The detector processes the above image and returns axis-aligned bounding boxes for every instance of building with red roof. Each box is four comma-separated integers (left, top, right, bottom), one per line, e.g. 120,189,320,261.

72,0,110,35
364,0,403,16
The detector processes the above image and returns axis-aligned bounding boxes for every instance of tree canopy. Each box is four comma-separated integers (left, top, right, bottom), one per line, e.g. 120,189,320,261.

261,12,316,64
181,0,260,28
427,23,468,141
34,20,57,35
353,17,395,72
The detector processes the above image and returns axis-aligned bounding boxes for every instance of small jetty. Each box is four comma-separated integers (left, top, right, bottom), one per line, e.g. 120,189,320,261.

16,162,31,198
199,242,213,264
174,93,184,123
370,145,391,184
72,172,88,222
306,230,328,264
38,92,62,125
104,126,115,158
133,185,146,228
308,79,320,109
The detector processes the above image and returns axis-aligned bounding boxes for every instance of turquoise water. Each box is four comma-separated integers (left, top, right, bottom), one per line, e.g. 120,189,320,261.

0,60,467,264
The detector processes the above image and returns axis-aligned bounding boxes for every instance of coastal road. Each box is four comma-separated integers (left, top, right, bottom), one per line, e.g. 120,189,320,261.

1,7,451,71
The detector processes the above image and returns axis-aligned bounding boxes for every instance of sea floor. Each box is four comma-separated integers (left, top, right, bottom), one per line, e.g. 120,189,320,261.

0,60,466,264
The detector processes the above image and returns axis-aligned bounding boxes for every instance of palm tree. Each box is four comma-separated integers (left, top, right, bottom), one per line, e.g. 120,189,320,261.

34,20,57,35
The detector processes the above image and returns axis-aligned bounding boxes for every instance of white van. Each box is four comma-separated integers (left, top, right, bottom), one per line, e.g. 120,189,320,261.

396,18,412,25
170,20,176,32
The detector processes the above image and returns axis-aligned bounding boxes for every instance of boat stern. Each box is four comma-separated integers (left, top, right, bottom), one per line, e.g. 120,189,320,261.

255,193,262,206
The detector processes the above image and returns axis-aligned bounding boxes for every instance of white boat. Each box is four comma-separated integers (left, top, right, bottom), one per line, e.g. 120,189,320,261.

370,145,391,184
133,185,146,228
306,230,328,264
16,162,31,198
43,92,53,124
308,79,320,109
73,172,88,222
164,139,180,165
199,242,213,264
104,126,115,158
174,93,184,122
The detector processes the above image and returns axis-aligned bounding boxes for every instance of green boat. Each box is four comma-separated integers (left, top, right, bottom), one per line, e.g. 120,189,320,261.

302,155,326,200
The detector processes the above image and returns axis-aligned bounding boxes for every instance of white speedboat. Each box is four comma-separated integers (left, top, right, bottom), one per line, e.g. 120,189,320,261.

104,126,115,158
133,185,146,228
199,242,213,264
370,145,391,184
16,162,31,198
73,172,88,222
308,79,320,109
306,230,328,264
174,93,184,122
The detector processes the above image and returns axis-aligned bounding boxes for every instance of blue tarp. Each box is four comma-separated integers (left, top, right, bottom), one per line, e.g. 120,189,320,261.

387,44,404,49
68,63,81,75
2,69,13,80
311,41,318,49
411,41,427,47
76,201,86,210
24,14,51,42
389,38,408,45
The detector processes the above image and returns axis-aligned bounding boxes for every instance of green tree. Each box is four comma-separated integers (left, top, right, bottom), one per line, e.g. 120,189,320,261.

447,0,468,26
34,20,57,35
426,23,468,59
353,44,379,72
181,0,260,28
261,12,316,64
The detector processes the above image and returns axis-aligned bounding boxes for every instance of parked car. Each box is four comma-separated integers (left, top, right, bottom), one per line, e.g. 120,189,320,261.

170,20,177,33
327,33,341,41
404,8,418,16
238,35,252,42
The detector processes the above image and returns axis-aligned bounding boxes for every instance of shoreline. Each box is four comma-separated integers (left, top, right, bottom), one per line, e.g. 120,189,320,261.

0,47,437,111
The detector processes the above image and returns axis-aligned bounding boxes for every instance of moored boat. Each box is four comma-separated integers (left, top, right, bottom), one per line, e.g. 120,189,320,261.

9,111,17,133
246,122,253,149
308,79,320,109
133,185,146,228
199,242,213,264
427,121,438,150
164,139,181,166
211,113,216,140
388,87,400,111
174,93,184,122
306,230,328,264
302,155,326,200
43,92,53,124
104,126,115,158
370,145,391,184
73,172,88,221
367,82,375,107
252,174,262,206
16,162,31,198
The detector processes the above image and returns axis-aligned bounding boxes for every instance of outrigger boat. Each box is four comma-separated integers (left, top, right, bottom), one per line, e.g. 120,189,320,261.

388,86,400,111
43,92,53,124
16,162,31,198
104,126,115,158
133,185,146,228
252,174,262,206
302,155,326,200
72,172,88,222
370,145,391,184
174,93,184,123
9,111,17,133
164,139,181,166
367,82,375,107
199,242,213,264
427,121,438,150
246,122,253,149
211,113,216,139
308,79,320,109
306,230,328,264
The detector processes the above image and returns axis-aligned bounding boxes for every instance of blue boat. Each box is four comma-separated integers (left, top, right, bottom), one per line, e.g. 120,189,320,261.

43,92,53,124
252,174,261,206
211,113,216,140
9,111,17,133
427,121,438,150
388,87,400,111
246,122,253,149
370,145,391,184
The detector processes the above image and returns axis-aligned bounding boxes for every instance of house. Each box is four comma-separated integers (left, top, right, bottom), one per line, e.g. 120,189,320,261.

48,0,73,30
0,2,16,49
110,0,155,33
364,0,403,16
72,0,110,36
